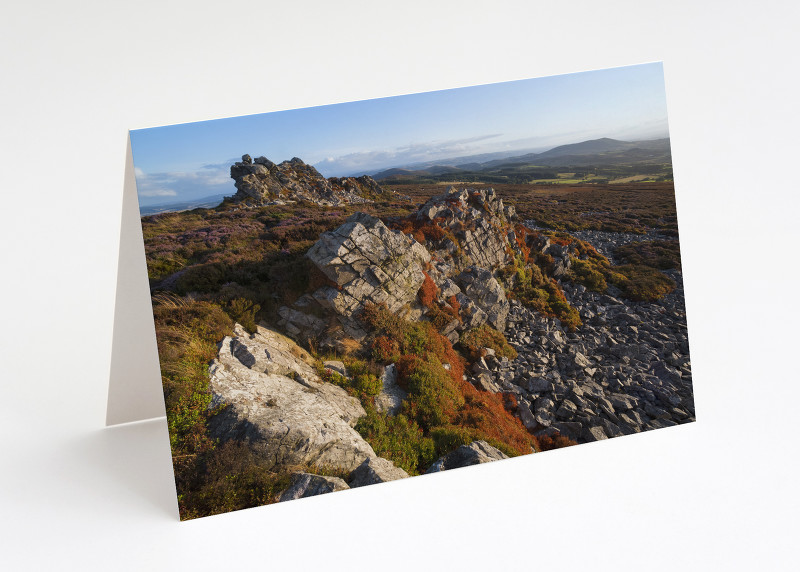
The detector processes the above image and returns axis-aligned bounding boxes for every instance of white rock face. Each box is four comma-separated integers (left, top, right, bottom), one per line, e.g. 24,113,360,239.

208,324,377,473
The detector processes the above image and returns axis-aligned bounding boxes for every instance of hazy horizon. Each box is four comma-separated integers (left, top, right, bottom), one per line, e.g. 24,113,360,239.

131,63,670,207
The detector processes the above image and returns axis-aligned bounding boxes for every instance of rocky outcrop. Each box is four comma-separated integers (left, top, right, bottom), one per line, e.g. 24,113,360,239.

279,212,431,345
230,155,392,206
208,324,377,472
277,188,523,347
278,473,350,501
425,440,509,473
415,187,514,273
348,457,410,488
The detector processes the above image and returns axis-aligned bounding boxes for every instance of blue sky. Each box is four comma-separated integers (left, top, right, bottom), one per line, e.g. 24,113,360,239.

130,62,669,206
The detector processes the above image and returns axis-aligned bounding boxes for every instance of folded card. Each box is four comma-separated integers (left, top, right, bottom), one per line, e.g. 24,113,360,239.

110,62,694,520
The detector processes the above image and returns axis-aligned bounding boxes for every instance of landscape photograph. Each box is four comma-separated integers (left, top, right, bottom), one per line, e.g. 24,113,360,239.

131,62,694,520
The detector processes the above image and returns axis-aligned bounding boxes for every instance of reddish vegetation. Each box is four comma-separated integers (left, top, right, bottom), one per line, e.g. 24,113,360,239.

362,302,536,457
513,223,537,263
538,434,579,451
501,392,519,413
371,335,399,363
417,272,439,308
389,216,456,246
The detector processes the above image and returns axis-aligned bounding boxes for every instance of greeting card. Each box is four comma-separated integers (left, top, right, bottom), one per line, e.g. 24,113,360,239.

109,63,694,519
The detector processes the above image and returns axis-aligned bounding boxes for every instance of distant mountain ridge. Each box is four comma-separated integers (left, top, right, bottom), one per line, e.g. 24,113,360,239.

370,137,671,181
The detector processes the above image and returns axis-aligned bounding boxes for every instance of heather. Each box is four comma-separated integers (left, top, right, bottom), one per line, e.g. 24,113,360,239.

142,175,689,518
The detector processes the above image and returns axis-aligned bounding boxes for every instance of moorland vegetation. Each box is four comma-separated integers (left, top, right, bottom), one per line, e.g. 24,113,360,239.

142,154,684,518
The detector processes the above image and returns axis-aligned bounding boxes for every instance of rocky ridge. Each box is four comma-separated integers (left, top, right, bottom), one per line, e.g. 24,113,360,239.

279,187,518,349
230,154,393,206
206,184,693,504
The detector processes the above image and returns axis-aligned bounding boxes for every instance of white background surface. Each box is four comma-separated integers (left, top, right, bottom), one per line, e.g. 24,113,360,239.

1,1,798,570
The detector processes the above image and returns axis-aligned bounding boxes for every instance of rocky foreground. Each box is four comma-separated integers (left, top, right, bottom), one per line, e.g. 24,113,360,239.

204,184,694,501
207,323,510,501
474,243,693,443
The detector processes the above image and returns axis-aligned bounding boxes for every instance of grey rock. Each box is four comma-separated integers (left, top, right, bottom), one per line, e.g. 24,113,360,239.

278,473,349,502
425,440,510,473
208,325,377,473
348,457,410,488
584,425,608,442
374,364,407,415
456,266,510,331
323,360,347,377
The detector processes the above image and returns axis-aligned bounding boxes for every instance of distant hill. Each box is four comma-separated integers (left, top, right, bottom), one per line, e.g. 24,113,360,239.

371,137,672,183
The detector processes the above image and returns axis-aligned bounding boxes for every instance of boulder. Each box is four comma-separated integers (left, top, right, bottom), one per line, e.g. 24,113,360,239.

208,324,377,473
323,360,347,377
305,213,431,331
425,440,509,473
348,457,410,488
278,473,349,502
456,266,510,331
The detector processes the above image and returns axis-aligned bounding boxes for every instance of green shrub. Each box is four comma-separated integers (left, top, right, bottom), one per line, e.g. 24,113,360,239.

347,359,383,396
459,325,518,362
430,425,475,456
224,298,261,333
398,355,465,430
355,406,436,475
179,441,292,520
569,258,608,292
175,262,229,294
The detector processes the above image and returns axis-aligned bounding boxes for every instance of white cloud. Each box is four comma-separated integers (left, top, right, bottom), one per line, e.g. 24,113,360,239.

135,161,237,205
139,188,177,197
313,134,505,176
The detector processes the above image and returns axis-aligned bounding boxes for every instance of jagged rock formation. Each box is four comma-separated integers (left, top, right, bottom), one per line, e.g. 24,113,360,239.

278,187,522,349
415,187,515,273
207,323,412,502
425,440,509,473
208,324,377,472
273,185,692,448
230,155,392,206
280,212,431,346
455,266,509,331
